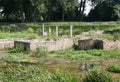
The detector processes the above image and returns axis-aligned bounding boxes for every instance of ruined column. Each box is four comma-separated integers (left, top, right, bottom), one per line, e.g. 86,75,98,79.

42,23,44,36
56,25,58,37
49,27,51,34
70,25,73,38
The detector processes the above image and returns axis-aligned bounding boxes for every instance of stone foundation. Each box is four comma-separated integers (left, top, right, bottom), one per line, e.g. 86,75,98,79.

14,38,74,51
0,38,27,49
78,38,120,50
78,39,103,50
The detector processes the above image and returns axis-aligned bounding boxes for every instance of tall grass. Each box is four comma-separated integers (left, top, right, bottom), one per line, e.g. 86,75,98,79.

0,32,40,39
0,22,120,38
82,70,112,82
52,48,120,61
0,64,78,82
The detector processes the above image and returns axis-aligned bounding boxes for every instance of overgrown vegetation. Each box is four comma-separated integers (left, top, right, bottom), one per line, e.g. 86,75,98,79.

0,22,120,81
107,64,120,73
51,49,120,61
0,64,77,82
3,53,30,62
82,70,112,82
32,47,48,58
0,22,119,39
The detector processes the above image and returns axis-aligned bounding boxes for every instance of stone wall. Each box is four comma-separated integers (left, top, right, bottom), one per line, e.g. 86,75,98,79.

0,38,28,50
78,38,120,50
78,39,103,50
103,40,120,49
15,38,74,51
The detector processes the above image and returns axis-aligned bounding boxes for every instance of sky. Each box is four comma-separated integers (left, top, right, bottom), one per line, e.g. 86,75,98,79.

78,0,92,15
84,1,92,15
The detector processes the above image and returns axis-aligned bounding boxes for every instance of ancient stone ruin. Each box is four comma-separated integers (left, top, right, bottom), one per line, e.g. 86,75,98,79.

78,39,103,50
78,38,120,50
14,38,74,51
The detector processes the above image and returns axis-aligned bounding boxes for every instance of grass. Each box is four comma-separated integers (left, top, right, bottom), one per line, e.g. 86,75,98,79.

0,22,120,38
1,47,120,82
0,64,78,82
0,22,120,81
50,48,120,61
82,70,112,82
2,53,30,62
107,64,120,73
52,49,97,61
0,32,40,39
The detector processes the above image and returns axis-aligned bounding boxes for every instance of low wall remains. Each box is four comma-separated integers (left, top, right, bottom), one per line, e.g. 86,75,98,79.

0,38,28,50
78,39,103,50
14,38,74,51
78,38,120,50
1,38,120,51
103,40,120,49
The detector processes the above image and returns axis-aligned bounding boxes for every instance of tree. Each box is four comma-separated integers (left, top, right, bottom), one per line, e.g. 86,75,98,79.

57,0,78,21
88,0,119,21
30,0,47,22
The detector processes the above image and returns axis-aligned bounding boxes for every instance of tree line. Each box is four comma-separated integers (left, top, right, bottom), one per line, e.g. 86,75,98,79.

0,0,120,22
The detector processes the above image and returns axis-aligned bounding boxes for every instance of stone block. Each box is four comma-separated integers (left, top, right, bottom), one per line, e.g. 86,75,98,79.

78,39,103,50
14,41,30,51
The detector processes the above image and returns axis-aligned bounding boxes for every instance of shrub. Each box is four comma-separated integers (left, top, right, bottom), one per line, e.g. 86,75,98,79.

32,47,48,58
82,70,112,82
0,64,78,82
113,33,120,41
107,64,120,73
26,27,34,33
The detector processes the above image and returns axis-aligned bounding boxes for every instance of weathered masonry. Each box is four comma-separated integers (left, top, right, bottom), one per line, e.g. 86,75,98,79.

78,39,103,50
78,38,120,50
14,38,74,51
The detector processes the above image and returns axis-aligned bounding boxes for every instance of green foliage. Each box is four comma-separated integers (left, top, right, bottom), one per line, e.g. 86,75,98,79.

113,33,120,40
0,22,119,39
114,4,120,19
53,48,120,61
82,70,112,82
0,32,40,39
8,42,30,53
107,64,120,73
0,64,78,82
32,47,48,58
3,53,29,62
51,69,77,82
26,27,34,33
87,50,102,56
54,49,97,61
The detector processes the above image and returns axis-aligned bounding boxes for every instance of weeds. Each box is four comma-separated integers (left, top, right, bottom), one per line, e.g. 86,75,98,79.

82,70,112,82
0,64,78,82
32,47,48,58
107,64,120,73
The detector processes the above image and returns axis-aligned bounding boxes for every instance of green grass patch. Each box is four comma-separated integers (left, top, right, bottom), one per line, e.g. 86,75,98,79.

0,64,77,82
51,49,120,61
51,49,98,61
2,53,30,62
0,22,120,38
0,32,40,39
107,64,120,73
82,70,112,82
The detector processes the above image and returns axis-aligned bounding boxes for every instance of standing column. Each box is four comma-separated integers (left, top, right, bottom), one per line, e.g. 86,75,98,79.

49,27,51,34
56,26,58,37
70,25,73,38
42,23,44,36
